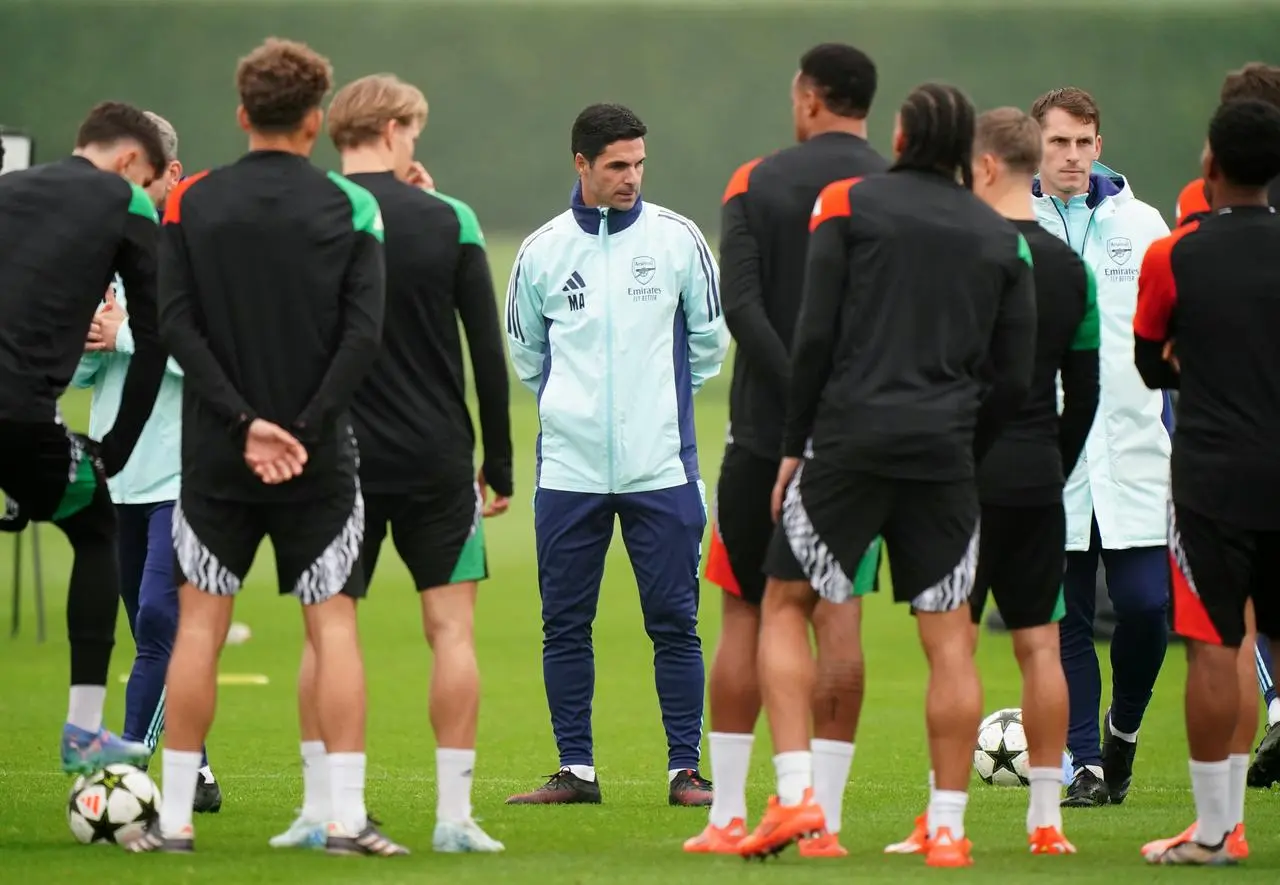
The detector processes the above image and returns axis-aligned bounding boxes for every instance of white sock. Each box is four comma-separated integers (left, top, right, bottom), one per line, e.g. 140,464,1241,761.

927,789,969,840
1108,719,1138,743
1027,767,1064,833
1189,758,1232,847
708,732,753,828
928,768,936,799
773,750,812,806
1228,753,1249,829
328,752,368,834
1268,697,1280,728
67,685,105,733
159,749,202,836
1083,763,1104,780
811,739,854,835
436,747,475,824
198,765,214,784
565,764,596,782
300,741,329,822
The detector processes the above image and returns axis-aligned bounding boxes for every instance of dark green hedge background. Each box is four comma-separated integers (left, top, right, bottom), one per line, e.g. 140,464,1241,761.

3,1,1276,233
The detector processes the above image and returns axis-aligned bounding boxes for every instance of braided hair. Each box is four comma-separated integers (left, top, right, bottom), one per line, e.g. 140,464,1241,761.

891,82,977,189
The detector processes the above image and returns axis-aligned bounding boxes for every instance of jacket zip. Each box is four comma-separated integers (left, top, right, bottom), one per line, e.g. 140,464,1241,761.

1051,196,1100,261
599,209,616,491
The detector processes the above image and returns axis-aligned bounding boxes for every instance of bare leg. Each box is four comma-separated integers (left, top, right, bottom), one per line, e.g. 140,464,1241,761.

291,640,329,827
710,593,763,733
812,599,865,741
1013,623,1069,837
917,606,981,840
422,582,484,829
302,593,367,834
809,599,864,837
1226,603,1260,836
704,593,761,829
1013,624,1069,769
298,640,322,743
1185,638,1238,847
422,582,480,748
158,585,233,837
758,578,817,804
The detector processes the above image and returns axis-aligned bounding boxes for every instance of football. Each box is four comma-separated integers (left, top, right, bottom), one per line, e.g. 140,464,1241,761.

67,763,161,845
973,707,1030,786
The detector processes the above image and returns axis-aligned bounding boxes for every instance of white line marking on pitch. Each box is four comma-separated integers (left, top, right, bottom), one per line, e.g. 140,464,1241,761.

116,673,269,686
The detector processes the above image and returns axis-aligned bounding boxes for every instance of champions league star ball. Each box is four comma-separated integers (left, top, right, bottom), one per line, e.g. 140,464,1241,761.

67,764,161,845
973,707,1031,787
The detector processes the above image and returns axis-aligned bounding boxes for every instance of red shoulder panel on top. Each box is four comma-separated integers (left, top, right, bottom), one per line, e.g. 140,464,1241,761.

722,157,763,204
808,177,862,233
162,170,211,225
1134,220,1199,341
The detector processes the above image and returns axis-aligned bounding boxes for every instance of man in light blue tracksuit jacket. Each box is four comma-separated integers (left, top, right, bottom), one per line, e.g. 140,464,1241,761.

1029,88,1172,809
504,104,730,807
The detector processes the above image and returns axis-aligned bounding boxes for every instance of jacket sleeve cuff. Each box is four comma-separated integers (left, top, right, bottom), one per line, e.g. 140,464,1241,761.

781,436,807,459
115,320,135,355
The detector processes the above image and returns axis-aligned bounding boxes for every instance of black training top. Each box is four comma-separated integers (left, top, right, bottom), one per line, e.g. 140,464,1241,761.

0,155,166,474
1134,205,1280,529
977,219,1101,506
785,168,1037,481
158,151,385,502
344,172,513,498
718,132,889,461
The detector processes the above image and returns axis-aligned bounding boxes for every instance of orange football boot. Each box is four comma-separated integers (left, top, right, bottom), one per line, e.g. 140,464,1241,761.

924,826,972,867
737,789,826,860
797,830,847,857
1028,825,1076,854
1141,823,1247,861
683,819,746,854
883,812,928,854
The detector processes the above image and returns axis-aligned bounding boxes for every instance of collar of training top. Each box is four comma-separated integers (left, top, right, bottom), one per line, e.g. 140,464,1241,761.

570,180,644,235
1031,162,1124,209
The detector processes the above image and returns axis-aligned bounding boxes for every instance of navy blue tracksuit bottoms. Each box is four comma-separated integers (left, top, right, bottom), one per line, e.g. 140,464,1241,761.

534,481,706,771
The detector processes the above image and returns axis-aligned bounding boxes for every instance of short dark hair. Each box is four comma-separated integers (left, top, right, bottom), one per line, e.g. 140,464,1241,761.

974,107,1042,175
893,82,977,189
798,43,877,118
74,101,167,176
1220,62,1280,108
571,103,646,163
235,37,333,133
1030,86,1101,134
1209,99,1280,188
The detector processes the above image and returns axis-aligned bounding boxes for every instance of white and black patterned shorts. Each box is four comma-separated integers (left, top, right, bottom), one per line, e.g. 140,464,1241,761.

763,456,979,613
172,481,366,605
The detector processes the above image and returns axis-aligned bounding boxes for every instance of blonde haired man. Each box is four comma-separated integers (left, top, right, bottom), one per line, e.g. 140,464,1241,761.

270,73,512,854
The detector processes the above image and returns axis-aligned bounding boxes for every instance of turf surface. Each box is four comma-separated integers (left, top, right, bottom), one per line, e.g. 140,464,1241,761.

1,237,1278,883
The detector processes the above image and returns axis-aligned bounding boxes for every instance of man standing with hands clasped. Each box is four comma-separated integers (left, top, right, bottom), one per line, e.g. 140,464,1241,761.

504,102,729,807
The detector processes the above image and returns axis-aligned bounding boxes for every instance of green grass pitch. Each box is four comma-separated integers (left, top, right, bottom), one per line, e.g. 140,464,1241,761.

0,236,1278,883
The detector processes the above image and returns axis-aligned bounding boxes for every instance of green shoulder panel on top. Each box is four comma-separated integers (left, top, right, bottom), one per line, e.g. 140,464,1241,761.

326,170,385,243
427,189,486,249
1071,261,1101,351
1016,231,1033,267
127,182,159,223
